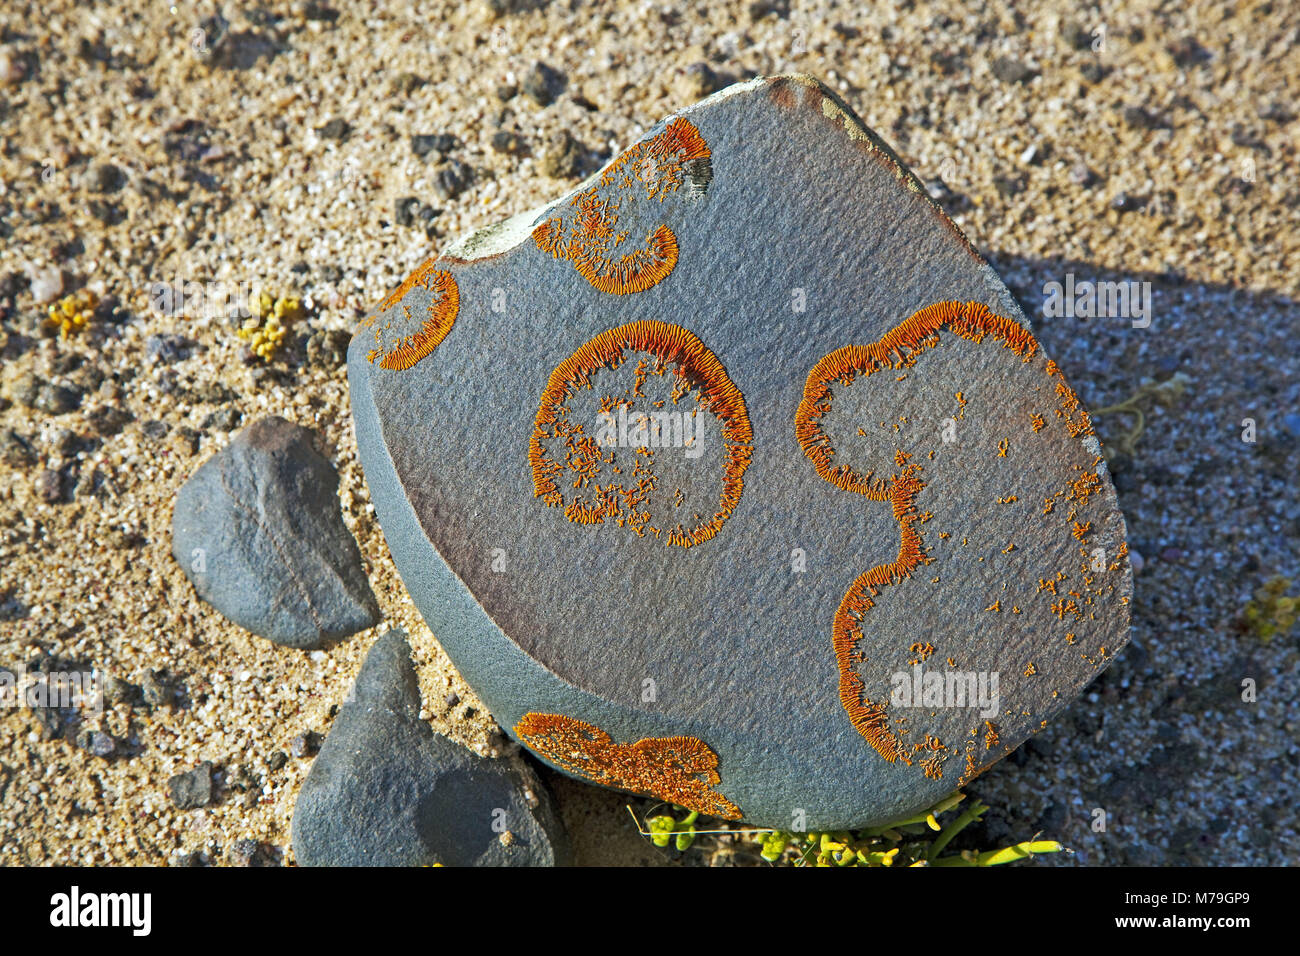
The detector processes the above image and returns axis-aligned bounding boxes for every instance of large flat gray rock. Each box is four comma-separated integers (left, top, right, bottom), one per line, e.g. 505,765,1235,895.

349,75,1132,829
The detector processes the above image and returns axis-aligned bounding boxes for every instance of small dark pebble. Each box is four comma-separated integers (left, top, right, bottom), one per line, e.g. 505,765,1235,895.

145,333,193,363
394,196,439,233
303,3,339,23
268,750,288,772
89,200,126,226
682,61,726,98
0,428,36,467
89,404,133,437
993,174,1025,198
522,61,566,106
411,133,457,159
1036,801,1067,834
1060,20,1092,51
0,271,30,303
190,381,237,405
1079,61,1107,84
491,130,526,156
433,161,473,201
9,372,40,408
141,420,171,440
90,162,126,193
305,328,351,369
390,71,425,95
51,427,82,457
35,468,64,504
317,118,350,141
1167,37,1211,67
228,838,279,866
36,383,83,416
1069,162,1097,188
1110,191,1147,213
291,731,321,758
444,691,459,708
539,129,584,179
78,729,118,758
104,673,143,705
167,761,213,809
991,56,1034,84
106,527,142,549
495,83,517,101
1122,105,1159,130
201,406,242,432
142,669,177,707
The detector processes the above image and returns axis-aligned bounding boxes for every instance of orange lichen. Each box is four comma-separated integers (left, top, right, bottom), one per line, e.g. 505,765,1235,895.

529,320,752,548
796,300,1097,775
533,118,710,295
362,267,459,370
514,712,741,819
795,301,1037,495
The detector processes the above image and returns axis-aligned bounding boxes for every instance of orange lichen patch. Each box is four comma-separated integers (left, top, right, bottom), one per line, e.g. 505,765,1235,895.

829,461,930,766
529,320,752,548
532,118,710,295
514,712,741,819
796,299,1104,778
795,300,1037,495
983,721,999,750
362,268,459,370
1046,360,1095,437
380,257,442,312
1069,470,1102,503
1071,520,1091,541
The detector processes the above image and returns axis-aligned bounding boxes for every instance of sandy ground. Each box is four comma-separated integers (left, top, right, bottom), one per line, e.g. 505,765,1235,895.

0,0,1296,865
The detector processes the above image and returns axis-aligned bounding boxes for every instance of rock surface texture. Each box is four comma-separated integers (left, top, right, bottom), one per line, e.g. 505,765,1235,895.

172,415,380,649
292,629,570,866
349,75,1132,829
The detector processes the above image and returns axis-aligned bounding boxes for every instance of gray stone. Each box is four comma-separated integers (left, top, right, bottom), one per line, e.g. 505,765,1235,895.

171,415,380,649
168,761,213,809
348,75,1132,830
538,129,583,179
291,629,569,867
521,61,565,107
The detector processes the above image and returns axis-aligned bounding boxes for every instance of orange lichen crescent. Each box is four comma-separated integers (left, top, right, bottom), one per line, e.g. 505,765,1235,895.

795,301,1053,769
530,320,752,548
515,712,741,819
361,263,459,371
533,118,711,295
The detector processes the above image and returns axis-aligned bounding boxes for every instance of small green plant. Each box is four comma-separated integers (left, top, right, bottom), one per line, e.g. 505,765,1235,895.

645,809,701,851
1243,576,1298,643
1091,372,1191,457
632,791,1065,867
